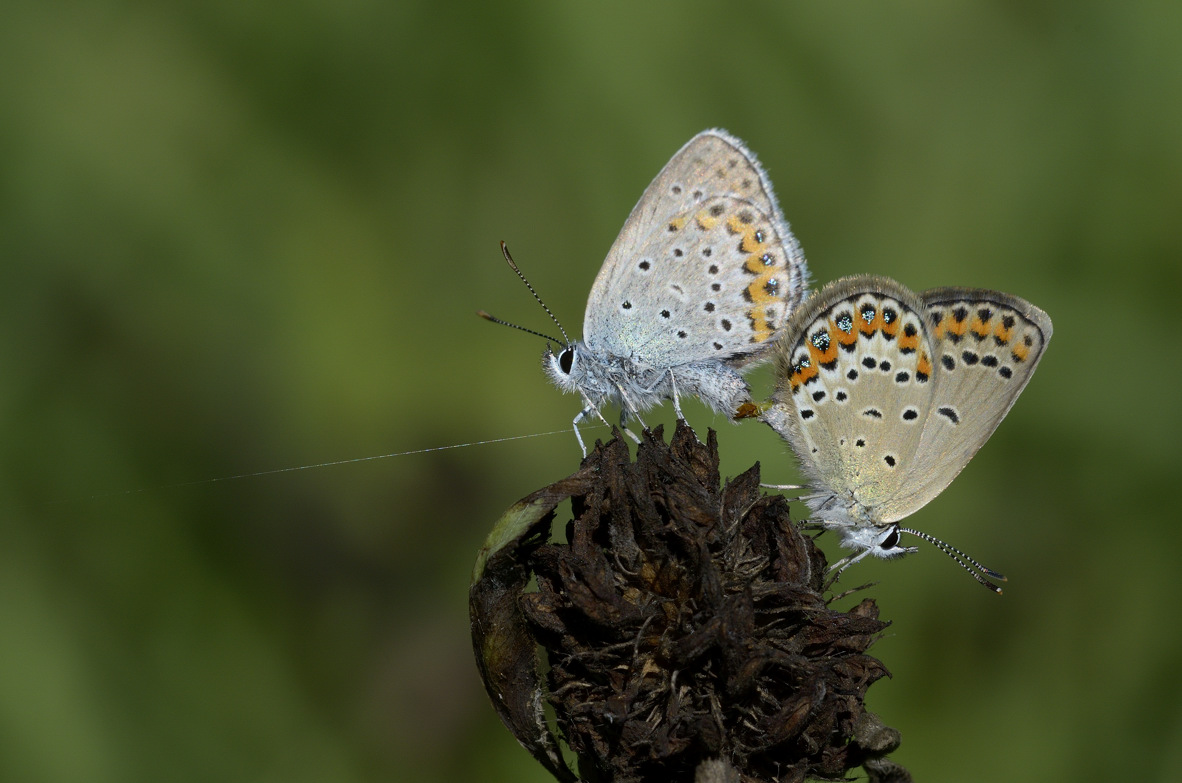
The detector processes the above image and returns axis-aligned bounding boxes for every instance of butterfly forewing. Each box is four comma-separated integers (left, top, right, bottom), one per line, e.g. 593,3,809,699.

880,288,1053,518
586,129,807,369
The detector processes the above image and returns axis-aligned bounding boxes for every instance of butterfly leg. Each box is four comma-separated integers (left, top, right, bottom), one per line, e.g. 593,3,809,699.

571,407,591,457
823,547,875,590
760,482,807,492
668,371,685,421
614,386,645,444
573,399,615,457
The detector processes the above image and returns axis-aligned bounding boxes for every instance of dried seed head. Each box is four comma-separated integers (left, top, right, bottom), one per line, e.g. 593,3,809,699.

471,421,905,782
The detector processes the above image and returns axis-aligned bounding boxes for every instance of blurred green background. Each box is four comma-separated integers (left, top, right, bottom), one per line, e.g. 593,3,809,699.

2,2,1179,781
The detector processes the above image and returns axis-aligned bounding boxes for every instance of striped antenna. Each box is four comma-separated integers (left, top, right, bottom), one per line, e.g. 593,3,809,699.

899,526,1007,594
477,241,572,346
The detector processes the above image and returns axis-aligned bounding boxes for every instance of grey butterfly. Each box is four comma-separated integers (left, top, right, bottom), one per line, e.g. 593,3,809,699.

762,275,1052,591
482,129,809,454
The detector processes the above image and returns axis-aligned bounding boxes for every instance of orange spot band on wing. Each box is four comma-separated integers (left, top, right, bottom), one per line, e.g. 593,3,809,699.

749,313,773,342
740,232,765,254
667,216,686,231
745,280,777,306
807,329,838,367
791,362,818,389
695,211,719,231
1012,342,1030,362
917,353,932,377
744,255,768,274
743,220,780,337
708,209,782,343
859,309,882,336
835,322,858,347
971,316,991,339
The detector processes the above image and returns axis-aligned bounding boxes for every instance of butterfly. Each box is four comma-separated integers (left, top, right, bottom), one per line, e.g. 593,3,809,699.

481,129,808,454
762,275,1052,591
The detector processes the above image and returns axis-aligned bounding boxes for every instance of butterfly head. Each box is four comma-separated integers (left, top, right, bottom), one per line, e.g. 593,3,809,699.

541,341,587,393
840,523,919,560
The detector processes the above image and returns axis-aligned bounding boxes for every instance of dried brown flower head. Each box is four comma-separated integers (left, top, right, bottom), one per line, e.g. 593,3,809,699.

471,422,907,782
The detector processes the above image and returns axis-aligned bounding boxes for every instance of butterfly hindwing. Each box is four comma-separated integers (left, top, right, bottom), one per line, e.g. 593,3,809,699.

880,288,1053,518
586,129,807,369
768,275,1052,533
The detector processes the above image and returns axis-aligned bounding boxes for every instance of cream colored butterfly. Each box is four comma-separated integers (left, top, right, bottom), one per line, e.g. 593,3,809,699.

763,275,1052,591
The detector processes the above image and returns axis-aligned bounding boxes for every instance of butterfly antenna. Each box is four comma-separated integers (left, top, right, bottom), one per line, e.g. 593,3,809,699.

476,310,563,343
498,241,572,345
899,527,1007,594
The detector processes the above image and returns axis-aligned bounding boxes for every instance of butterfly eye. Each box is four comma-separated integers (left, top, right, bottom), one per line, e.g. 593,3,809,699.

880,527,900,550
559,346,576,374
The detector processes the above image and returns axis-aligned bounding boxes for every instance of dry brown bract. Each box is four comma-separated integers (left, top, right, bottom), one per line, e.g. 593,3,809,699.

470,422,908,783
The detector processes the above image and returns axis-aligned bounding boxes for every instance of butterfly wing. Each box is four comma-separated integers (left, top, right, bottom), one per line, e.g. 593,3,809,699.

583,129,808,369
878,288,1053,520
766,276,938,521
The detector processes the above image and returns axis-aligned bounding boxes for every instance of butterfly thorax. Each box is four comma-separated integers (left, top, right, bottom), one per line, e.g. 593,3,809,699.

542,342,671,414
801,489,912,559
803,488,887,529
542,341,753,418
